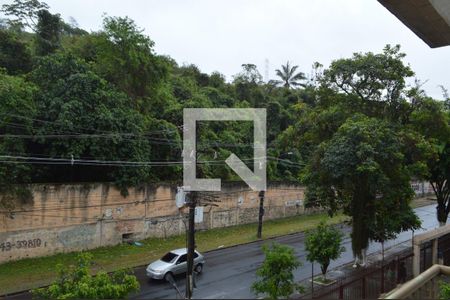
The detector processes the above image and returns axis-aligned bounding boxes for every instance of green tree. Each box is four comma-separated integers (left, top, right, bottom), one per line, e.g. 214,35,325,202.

233,63,263,85
0,29,32,74
30,53,154,194
283,46,422,264
305,221,345,279
0,70,36,209
177,64,210,87
303,115,420,264
32,252,139,299
90,16,168,108
1,0,49,30
273,61,306,89
320,44,414,122
35,9,61,56
232,64,266,107
410,98,450,225
252,242,302,299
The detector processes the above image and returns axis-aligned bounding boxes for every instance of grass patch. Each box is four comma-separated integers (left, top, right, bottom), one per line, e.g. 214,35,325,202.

0,212,347,295
410,196,436,208
312,276,336,286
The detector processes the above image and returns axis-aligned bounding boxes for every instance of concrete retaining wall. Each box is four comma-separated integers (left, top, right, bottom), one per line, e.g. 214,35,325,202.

0,180,431,264
0,182,305,263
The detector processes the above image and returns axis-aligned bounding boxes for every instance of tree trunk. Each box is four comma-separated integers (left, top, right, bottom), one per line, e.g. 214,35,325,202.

321,261,329,279
351,188,371,260
432,180,449,226
437,201,447,226
361,247,367,267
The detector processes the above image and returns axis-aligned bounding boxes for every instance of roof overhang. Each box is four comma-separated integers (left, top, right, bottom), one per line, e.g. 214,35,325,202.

378,0,450,48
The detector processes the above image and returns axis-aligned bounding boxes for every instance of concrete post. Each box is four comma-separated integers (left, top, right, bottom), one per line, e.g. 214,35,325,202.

257,191,265,238
413,244,421,277
432,238,438,264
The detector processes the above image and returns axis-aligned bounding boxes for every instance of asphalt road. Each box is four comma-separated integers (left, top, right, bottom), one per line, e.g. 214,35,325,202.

133,204,439,299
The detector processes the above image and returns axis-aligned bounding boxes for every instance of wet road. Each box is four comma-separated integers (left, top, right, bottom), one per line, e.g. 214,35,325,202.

133,204,439,299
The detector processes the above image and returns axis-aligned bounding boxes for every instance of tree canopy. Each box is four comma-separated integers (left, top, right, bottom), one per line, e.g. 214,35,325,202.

283,45,433,260
1,0,49,30
272,61,306,89
0,3,308,199
305,221,345,279
32,253,139,299
410,97,450,225
303,115,421,258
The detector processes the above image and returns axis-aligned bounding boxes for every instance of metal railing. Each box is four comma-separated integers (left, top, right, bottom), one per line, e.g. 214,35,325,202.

297,244,434,300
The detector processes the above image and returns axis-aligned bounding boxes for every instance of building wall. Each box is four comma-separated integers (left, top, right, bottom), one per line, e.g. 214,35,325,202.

0,182,306,263
411,180,435,197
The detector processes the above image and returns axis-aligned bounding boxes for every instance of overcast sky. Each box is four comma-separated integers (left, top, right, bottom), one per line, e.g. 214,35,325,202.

4,0,450,98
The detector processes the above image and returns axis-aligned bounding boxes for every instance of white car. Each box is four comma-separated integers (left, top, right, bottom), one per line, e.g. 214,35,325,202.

146,248,205,280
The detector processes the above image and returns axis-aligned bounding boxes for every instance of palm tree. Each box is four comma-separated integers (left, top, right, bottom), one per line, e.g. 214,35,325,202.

273,61,306,89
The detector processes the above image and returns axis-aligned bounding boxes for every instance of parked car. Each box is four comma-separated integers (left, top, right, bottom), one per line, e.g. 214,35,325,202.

146,248,205,280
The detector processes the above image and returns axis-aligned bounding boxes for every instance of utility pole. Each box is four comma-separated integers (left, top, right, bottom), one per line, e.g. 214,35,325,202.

186,191,197,300
311,262,314,296
257,190,265,239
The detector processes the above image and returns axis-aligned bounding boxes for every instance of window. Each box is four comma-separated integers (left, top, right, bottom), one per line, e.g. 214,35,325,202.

177,254,187,264
161,252,178,263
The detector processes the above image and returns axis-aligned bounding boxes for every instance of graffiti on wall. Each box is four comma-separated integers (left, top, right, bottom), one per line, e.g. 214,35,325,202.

1,239,44,252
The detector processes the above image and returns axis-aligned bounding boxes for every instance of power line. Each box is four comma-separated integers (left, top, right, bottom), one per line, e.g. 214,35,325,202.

0,112,289,150
0,112,184,137
0,114,269,149
0,155,305,168
0,132,263,149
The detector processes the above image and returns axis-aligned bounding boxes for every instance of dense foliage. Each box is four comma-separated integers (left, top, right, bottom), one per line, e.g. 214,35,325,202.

303,115,422,258
32,253,139,299
410,97,450,225
281,45,448,260
251,242,303,299
0,1,306,197
0,0,449,261
440,281,450,299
